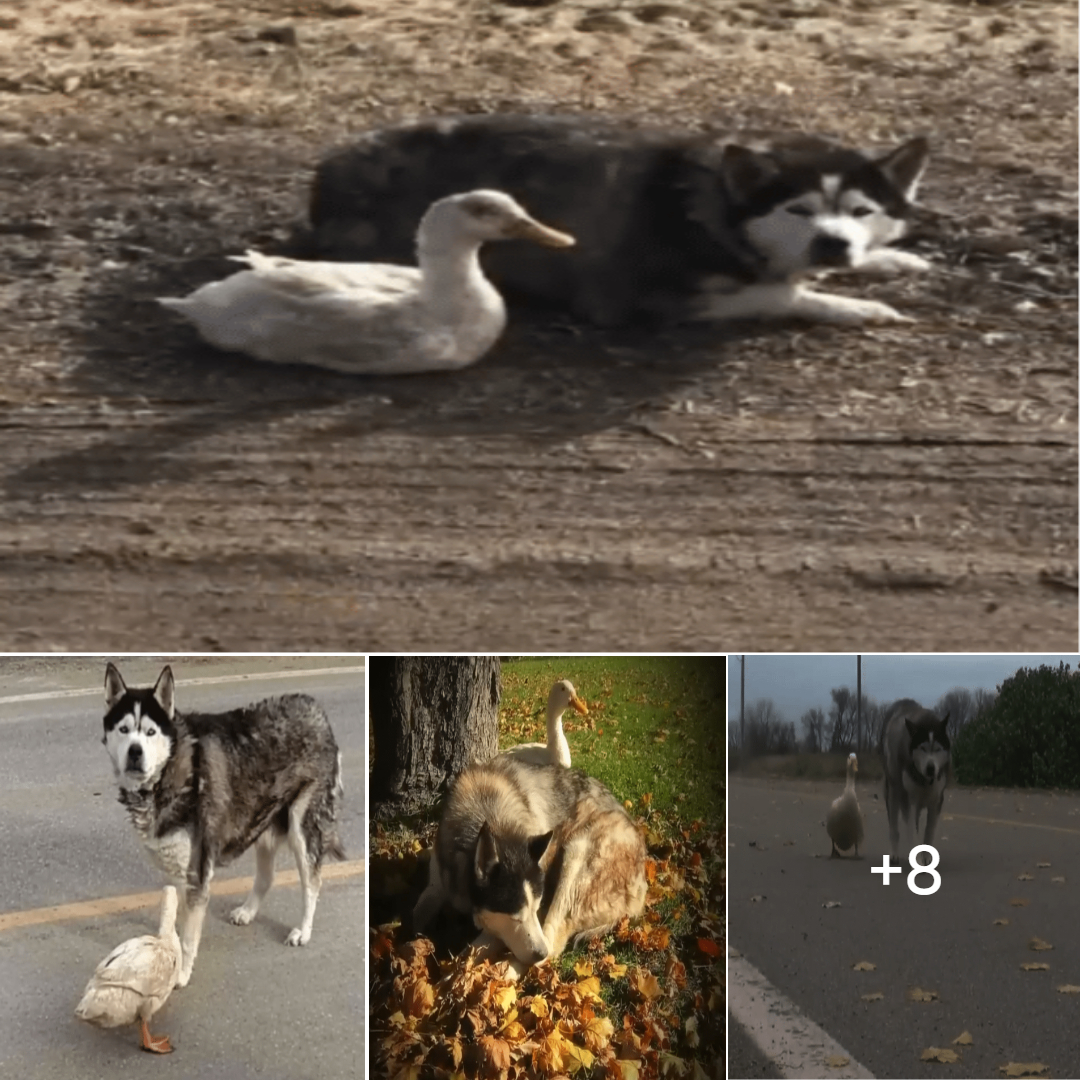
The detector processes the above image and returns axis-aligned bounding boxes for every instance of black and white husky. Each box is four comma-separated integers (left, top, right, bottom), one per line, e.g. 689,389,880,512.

310,114,930,328
102,663,345,986
880,699,951,862
413,755,647,979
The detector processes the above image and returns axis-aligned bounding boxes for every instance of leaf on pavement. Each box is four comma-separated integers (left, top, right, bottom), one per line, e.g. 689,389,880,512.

1017,873,1034,881
998,1064,1049,1077
1056,984,1080,994
953,1031,974,1045
922,1047,960,1063
825,1055,850,1069
852,961,876,971
1008,898,1029,907
907,987,938,1002
1020,962,1049,971
993,918,1009,926
1028,937,1053,951
860,992,884,1002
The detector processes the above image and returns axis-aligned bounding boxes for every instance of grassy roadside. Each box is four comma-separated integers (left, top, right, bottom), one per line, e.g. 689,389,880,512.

370,656,725,1078
734,751,885,783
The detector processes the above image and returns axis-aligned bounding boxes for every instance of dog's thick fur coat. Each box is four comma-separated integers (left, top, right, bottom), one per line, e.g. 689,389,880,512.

103,663,345,986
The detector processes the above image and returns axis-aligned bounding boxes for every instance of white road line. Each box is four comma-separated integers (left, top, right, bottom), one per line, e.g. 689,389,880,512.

729,947,875,1079
0,665,366,706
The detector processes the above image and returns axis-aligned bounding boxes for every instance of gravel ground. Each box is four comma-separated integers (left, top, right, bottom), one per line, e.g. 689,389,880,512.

0,0,1075,650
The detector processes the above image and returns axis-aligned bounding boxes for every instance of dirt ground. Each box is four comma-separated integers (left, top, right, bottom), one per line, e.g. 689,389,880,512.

0,0,1075,651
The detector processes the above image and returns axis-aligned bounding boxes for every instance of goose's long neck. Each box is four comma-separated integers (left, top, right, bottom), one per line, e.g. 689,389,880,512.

158,890,179,937
846,765,856,795
415,234,492,313
546,702,565,746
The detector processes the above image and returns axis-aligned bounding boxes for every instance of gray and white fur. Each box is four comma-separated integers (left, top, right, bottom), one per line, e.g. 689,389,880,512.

310,114,931,328
881,698,951,861
102,663,345,986
413,755,647,980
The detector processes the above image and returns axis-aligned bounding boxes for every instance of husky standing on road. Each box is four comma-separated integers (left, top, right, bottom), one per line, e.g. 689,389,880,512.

413,755,647,979
881,699,951,862
310,114,931,328
102,663,345,986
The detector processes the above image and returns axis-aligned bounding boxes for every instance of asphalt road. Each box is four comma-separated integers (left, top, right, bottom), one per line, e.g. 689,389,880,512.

0,659,366,1079
728,774,1080,1080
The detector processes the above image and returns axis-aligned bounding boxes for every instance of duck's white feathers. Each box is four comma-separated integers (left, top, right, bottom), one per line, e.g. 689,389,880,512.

75,886,181,1029
503,679,588,768
159,190,574,375
826,752,864,857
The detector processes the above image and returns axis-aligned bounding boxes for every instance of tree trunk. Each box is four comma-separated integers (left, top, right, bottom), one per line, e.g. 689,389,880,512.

369,656,500,819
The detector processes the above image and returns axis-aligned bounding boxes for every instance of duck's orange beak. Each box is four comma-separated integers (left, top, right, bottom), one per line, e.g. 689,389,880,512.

570,693,588,716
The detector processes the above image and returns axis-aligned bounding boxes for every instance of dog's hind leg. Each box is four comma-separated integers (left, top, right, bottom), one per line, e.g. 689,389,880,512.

230,826,284,927
285,784,321,946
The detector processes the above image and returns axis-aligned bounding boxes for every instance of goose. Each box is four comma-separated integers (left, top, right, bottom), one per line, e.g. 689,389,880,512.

504,679,588,768
827,752,865,859
159,189,575,375
75,885,182,1054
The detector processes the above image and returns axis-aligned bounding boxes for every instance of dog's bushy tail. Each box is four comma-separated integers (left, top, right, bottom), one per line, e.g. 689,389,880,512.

323,750,347,862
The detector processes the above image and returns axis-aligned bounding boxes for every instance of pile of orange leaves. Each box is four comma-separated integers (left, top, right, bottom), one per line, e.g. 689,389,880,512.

371,820,724,1079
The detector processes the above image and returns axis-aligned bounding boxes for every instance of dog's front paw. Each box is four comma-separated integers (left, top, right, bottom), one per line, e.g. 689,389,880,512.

229,904,256,926
857,249,932,276
797,292,914,326
285,926,311,947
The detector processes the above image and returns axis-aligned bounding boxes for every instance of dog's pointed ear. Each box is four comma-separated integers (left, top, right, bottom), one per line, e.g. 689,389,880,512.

939,712,950,731
716,143,779,204
528,830,555,869
876,137,929,203
104,662,127,710
475,821,499,884
153,666,175,720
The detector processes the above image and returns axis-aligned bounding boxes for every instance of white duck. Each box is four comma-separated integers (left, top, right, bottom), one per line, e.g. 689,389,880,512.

159,190,575,375
75,885,182,1054
504,679,588,768
827,752,865,859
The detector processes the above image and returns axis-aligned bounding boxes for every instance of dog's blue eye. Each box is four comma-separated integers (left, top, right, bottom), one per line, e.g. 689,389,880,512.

146,728,156,737
786,206,813,217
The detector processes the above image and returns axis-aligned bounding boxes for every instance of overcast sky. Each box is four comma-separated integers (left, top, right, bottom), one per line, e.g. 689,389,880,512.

727,654,1078,728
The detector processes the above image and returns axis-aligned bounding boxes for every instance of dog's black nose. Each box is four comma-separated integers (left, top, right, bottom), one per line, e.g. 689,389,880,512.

810,234,851,267
127,744,143,765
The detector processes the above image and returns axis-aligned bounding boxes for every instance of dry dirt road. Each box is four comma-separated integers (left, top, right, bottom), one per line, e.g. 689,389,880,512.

0,0,1075,650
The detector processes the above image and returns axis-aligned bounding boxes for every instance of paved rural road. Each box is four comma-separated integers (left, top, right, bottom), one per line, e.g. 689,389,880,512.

0,659,365,1080
728,774,1080,1080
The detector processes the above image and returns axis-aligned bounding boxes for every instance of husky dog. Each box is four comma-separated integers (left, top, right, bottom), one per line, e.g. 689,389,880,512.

413,755,647,978
310,114,930,328
881,699,951,862
102,663,345,987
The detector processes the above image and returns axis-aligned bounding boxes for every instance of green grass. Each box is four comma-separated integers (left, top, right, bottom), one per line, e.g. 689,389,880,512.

499,656,724,824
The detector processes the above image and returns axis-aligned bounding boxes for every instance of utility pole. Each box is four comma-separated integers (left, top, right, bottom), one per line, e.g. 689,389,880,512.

740,655,745,766
857,655,862,753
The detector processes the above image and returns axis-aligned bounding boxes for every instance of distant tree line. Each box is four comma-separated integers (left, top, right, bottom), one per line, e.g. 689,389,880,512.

730,663,1079,789
730,684,997,756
